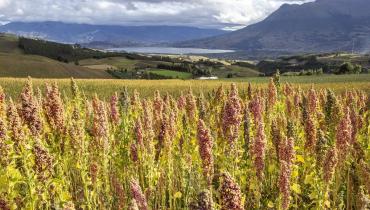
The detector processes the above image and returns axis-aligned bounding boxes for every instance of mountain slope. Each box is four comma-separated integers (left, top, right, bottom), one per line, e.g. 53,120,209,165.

0,34,113,78
176,0,370,54
0,21,227,46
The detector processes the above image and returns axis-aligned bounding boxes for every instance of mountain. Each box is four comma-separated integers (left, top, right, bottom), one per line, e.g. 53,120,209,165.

0,21,227,47
176,0,370,54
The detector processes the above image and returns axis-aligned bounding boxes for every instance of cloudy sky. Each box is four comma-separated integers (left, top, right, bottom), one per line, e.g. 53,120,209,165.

0,0,313,30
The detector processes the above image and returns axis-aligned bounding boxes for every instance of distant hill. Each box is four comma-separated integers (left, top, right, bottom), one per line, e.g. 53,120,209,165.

176,0,370,55
0,21,227,47
0,34,262,79
0,34,113,78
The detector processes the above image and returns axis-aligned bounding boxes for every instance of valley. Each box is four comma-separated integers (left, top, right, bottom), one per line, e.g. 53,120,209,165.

0,1,369,209
1,33,369,81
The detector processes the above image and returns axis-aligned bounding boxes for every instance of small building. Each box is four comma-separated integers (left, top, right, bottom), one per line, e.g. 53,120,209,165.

196,76,219,80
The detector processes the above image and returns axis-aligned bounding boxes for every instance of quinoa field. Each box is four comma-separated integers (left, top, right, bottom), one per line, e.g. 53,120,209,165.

0,75,369,209
0,74,369,99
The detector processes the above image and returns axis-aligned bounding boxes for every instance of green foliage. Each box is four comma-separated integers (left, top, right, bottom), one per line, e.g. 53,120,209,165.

233,61,258,69
106,69,190,79
156,61,214,77
147,70,193,79
337,62,354,74
257,53,370,76
0,53,113,79
273,69,280,87
354,64,362,74
282,68,324,76
18,37,126,62
257,55,325,76
336,62,362,74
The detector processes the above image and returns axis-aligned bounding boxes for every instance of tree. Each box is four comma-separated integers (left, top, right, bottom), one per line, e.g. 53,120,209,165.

227,73,234,78
353,64,362,74
337,63,354,74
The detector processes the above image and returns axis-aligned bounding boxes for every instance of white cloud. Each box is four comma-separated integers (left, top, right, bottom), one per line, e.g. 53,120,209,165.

0,0,10,9
0,0,314,29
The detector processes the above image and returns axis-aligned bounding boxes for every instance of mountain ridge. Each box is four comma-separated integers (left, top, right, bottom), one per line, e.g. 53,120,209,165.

0,21,227,46
175,0,370,54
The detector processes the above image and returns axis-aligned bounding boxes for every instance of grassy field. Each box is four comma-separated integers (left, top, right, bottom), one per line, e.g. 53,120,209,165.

318,53,370,68
0,74,369,99
0,34,113,79
213,65,261,78
148,69,193,79
82,64,117,70
1,34,252,79
79,57,139,70
0,34,22,54
0,53,113,78
0,34,260,80
224,73,370,83
80,57,175,73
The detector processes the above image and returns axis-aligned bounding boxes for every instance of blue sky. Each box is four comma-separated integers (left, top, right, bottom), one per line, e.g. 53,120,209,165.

0,0,313,30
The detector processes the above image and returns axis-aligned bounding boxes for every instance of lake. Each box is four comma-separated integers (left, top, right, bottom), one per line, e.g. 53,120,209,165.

106,47,234,55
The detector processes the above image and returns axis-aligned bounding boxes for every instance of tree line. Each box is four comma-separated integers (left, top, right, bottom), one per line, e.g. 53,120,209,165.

18,37,126,63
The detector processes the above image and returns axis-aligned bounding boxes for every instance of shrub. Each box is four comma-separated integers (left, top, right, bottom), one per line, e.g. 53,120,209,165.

337,62,354,74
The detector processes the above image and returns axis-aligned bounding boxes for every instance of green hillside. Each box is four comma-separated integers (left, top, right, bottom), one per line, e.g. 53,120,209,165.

0,33,263,79
213,64,261,78
0,34,22,54
0,53,113,78
0,34,113,78
148,69,193,79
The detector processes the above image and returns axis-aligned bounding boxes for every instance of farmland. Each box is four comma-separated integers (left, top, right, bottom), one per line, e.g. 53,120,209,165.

0,34,113,79
147,70,193,79
1,34,370,81
0,75,368,209
0,53,113,79
0,74,369,99
0,30,369,210
1,1,370,209
0,34,261,80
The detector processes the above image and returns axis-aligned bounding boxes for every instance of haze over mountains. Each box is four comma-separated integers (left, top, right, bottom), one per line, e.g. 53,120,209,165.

177,0,370,54
0,21,226,47
1,0,369,56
